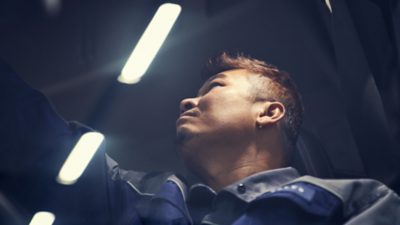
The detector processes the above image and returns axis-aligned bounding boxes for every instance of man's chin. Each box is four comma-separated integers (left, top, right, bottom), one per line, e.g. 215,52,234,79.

176,125,203,148
175,130,193,146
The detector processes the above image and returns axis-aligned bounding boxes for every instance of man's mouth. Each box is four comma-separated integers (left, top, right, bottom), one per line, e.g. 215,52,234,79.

176,110,199,125
179,110,199,118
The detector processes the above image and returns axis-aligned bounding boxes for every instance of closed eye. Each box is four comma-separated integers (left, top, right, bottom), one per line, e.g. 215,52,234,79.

209,81,223,89
198,80,225,96
204,81,224,93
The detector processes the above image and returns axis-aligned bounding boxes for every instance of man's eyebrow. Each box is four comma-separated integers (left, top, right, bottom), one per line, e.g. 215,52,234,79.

206,73,227,82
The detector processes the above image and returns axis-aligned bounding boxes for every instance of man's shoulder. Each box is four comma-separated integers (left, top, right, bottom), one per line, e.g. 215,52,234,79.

291,175,392,203
105,154,178,196
239,174,400,225
287,175,400,224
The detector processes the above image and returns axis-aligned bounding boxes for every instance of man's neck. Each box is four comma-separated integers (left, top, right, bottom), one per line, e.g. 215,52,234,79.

194,145,284,192
181,131,286,192
207,162,271,191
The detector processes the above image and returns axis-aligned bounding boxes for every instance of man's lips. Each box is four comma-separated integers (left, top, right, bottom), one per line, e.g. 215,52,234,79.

179,110,199,118
176,110,199,124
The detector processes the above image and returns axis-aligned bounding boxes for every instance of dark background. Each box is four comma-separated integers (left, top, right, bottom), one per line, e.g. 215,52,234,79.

1,0,399,190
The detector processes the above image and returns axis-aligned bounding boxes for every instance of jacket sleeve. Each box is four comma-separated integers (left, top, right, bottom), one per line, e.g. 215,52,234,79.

0,61,78,175
0,60,127,225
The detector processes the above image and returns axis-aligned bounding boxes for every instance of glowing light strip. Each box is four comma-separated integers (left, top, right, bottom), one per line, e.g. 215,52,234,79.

29,212,55,225
56,132,104,185
325,0,332,13
118,3,182,84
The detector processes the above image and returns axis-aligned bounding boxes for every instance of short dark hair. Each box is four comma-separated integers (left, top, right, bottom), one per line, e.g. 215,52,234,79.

201,52,304,153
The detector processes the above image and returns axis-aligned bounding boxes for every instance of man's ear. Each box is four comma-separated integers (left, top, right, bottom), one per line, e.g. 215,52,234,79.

256,101,285,127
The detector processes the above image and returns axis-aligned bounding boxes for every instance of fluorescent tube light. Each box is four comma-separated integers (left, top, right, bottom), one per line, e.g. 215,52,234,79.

325,0,332,12
29,212,55,225
118,3,182,84
56,132,104,185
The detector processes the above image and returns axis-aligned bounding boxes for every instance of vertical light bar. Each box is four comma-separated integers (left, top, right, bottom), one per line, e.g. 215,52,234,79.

118,3,182,84
56,132,104,185
325,0,332,13
29,212,55,225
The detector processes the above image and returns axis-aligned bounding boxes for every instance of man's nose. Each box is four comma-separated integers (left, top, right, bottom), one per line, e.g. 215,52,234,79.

179,97,198,114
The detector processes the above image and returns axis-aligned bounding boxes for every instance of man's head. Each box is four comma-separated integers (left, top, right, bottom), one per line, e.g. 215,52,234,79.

176,52,303,182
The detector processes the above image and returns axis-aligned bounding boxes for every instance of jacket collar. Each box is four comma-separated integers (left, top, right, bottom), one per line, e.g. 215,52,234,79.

108,155,300,225
221,167,300,202
189,167,300,225
189,167,300,202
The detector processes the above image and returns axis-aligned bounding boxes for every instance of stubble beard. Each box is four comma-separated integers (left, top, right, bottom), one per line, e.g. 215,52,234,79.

175,127,199,147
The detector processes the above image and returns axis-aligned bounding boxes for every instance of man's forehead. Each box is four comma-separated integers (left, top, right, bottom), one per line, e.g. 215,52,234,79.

197,69,262,95
205,69,265,87
204,69,252,82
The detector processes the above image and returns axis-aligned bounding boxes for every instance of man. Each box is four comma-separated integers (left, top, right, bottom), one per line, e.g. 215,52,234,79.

176,53,301,192
1,53,399,225
175,53,400,225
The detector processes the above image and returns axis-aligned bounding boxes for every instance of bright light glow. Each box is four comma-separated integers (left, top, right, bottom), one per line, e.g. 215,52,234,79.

325,0,332,13
56,132,104,185
118,3,182,84
42,0,62,15
29,212,55,225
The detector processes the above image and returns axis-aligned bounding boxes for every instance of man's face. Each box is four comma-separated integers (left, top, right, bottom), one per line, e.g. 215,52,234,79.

176,69,261,150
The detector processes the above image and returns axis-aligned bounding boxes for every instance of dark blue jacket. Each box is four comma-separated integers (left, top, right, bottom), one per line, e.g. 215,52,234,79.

1,61,399,225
